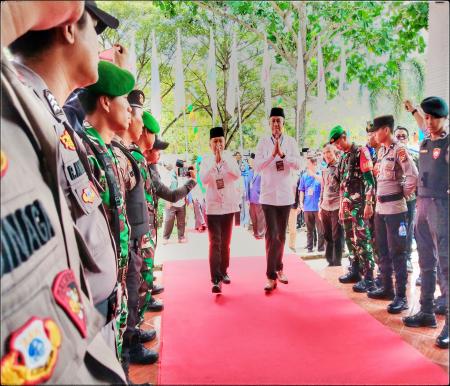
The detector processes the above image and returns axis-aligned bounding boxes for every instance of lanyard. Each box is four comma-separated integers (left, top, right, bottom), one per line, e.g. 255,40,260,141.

271,135,284,146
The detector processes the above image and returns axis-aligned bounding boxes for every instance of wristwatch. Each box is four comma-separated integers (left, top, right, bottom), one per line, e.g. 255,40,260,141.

411,108,418,115
280,153,286,159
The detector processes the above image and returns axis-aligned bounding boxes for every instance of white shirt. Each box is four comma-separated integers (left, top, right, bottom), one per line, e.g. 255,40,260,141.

254,134,301,206
199,150,241,215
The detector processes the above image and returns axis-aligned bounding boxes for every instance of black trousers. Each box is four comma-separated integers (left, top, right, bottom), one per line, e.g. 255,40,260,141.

321,209,343,265
206,213,235,283
304,211,325,251
163,205,186,240
262,204,291,280
406,199,416,261
123,243,143,350
375,211,408,297
249,203,266,238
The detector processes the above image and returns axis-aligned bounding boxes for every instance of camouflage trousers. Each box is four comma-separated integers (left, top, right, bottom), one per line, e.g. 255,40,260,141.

115,280,128,360
137,230,156,325
342,204,375,275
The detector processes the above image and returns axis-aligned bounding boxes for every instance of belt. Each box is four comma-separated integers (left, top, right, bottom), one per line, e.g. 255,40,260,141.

377,192,404,203
117,266,128,284
95,285,118,324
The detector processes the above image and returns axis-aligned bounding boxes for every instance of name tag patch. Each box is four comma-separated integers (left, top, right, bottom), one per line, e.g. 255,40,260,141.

1,200,55,277
0,317,61,385
275,160,284,171
216,179,225,190
66,159,85,181
52,269,87,338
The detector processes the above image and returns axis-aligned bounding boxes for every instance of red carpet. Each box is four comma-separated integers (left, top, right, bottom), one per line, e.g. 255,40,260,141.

159,255,448,385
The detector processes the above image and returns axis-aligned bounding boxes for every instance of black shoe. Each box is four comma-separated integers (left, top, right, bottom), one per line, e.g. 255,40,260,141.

434,304,447,315
403,311,437,328
129,343,159,365
374,273,382,288
352,279,375,293
387,296,408,314
151,284,164,295
147,298,164,312
436,318,449,349
212,281,222,293
307,248,313,253
415,275,422,286
139,328,157,343
367,287,395,300
317,248,324,252
222,274,231,284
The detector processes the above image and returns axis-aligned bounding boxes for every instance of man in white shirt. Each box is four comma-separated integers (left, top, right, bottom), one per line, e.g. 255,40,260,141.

254,107,302,291
200,127,241,293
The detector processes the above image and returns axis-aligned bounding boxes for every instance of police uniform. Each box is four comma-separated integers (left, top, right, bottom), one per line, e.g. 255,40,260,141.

329,125,377,292
1,54,126,384
79,61,135,360
12,62,120,353
367,115,418,314
403,96,449,349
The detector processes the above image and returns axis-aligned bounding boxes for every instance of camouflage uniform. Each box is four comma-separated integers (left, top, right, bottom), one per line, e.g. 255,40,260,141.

338,144,376,278
82,127,130,359
129,144,157,324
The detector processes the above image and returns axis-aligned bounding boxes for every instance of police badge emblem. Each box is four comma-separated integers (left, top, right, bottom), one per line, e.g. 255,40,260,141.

1,317,62,385
52,270,87,338
432,148,441,159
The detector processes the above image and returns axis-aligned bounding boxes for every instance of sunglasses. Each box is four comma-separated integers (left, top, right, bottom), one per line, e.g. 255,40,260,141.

396,134,408,140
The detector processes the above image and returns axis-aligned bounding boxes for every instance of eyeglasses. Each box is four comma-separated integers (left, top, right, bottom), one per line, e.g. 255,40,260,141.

396,134,407,140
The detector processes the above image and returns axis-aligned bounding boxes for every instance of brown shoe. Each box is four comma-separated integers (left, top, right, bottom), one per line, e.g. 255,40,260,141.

264,279,277,291
277,271,288,284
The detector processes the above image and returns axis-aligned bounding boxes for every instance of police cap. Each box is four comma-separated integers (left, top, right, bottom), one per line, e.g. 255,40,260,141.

373,115,394,131
128,90,145,108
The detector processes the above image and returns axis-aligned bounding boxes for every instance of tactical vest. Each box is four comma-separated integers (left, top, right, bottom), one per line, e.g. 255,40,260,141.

1,57,125,384
338,145,365,200
111,140,150,240
79,131,123,254
418,135,449,199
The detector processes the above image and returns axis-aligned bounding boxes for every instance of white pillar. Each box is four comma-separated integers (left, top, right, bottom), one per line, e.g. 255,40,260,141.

425,1,449,101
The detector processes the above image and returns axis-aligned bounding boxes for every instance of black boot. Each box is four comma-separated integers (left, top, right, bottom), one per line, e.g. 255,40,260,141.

147,297,164,312
434,295,447,315
129,342,159,365
436,315,449,349
339,260,361,284
403,311,437,328
139,328,157,343
387,296,408,314
352,270,375,293
367,287,395,300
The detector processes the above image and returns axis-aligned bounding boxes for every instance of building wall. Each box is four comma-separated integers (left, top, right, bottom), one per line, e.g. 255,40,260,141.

425,1,449,101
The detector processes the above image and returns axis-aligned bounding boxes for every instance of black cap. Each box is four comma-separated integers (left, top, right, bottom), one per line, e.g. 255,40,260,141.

366,121,375,133
210,126,225,139
127,90,145,108
421,96,449,118
270,107,285,118
153,136,169,150
373,115,394,131
85,1,119,35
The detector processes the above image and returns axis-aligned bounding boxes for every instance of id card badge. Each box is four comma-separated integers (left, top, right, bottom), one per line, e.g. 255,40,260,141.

216,178,225,189
275,160,284,172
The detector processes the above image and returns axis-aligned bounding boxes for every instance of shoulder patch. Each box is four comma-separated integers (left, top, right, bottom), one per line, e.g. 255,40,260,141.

1,317,61,385
1,150,9,177
60,130,76,151
360,147,373,173
52,269,87,338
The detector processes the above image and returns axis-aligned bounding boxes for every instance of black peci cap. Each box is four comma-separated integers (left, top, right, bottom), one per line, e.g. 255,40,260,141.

269,107,285,118
210,126,225,139
373,115,394,131
127,90,145,108
85,1,119,35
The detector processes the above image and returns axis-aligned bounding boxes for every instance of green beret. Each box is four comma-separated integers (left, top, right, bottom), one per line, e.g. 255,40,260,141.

329,125,346,144
86,60,135,97
420,96,449,118
142,111,160,134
